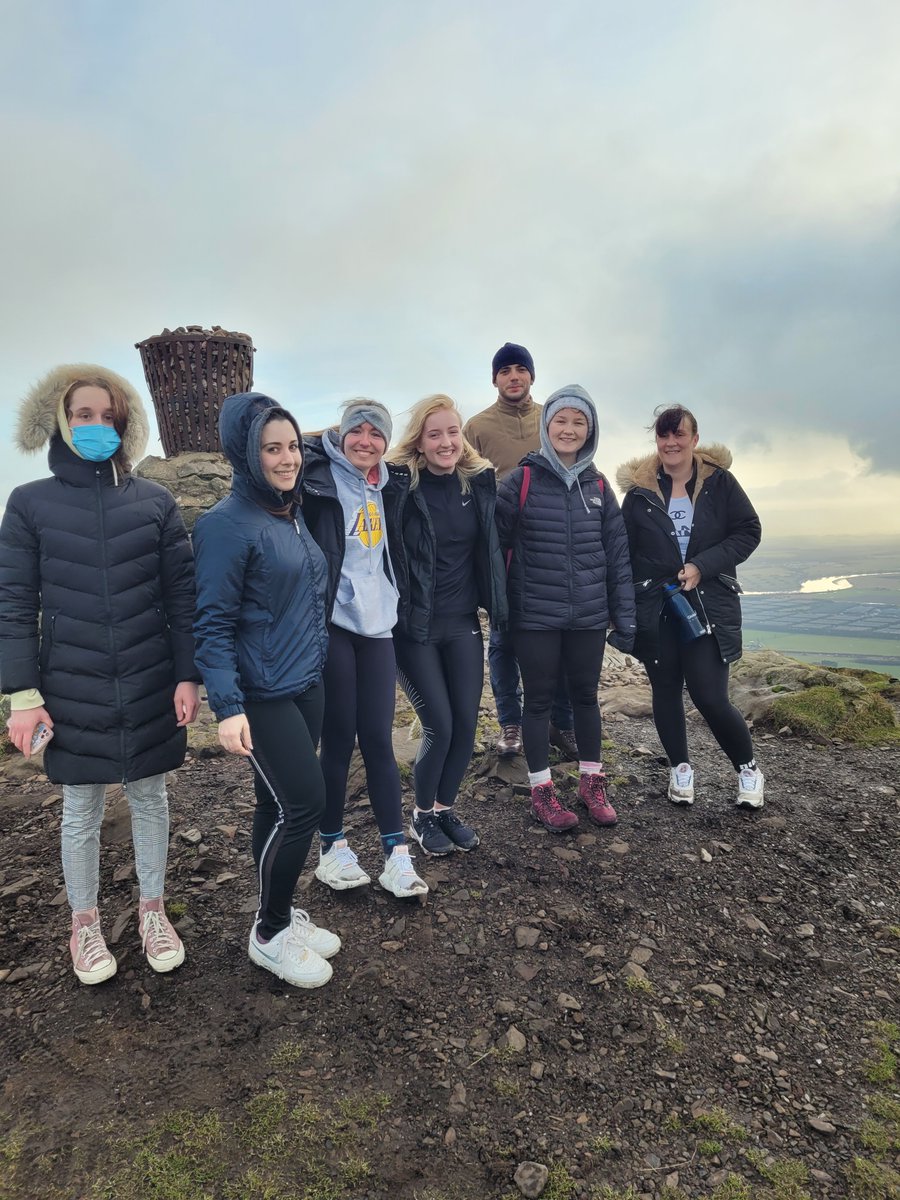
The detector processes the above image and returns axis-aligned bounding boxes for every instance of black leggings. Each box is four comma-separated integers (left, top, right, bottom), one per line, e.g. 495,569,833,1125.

319,624,404,840
513,629,606,773
643,619,754,770
244,683,325,940
395,612,484,810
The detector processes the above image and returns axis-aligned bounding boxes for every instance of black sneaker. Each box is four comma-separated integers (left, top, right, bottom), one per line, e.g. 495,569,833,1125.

435,809,480,851
409,810,455,856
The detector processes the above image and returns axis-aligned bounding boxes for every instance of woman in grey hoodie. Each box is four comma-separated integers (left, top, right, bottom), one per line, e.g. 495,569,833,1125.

301,400,428,899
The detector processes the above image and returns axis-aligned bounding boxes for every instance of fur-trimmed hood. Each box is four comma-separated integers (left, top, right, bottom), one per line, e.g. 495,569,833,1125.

616,443,733,498
16,363,151,462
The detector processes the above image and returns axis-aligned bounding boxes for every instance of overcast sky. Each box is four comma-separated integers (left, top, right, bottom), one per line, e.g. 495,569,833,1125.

2,0,898,537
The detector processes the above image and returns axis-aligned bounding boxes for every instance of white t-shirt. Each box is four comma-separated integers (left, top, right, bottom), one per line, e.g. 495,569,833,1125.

668,494,693,561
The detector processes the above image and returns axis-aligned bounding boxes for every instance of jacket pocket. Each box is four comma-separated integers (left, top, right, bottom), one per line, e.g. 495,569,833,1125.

39,613,57,673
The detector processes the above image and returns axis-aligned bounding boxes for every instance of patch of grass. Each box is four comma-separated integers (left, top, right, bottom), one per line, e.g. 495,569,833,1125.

543,1162,578,1200
624,974,653,994
844,1155,900,1199
662,1112,683,1133
594,1187,641,1200
885,926,900,940
590,1133,616,1157
869,1094,900,1123
745,1150,812,1200
663,1033,686,1055
243,1090,290,1156
860,1120,892,1154
771,685,900,745
492,1076,521,1097
335,1091,390,1128
338,1156,372,1186
864,1022,899,1085
710,1177,752,1200
166,900,188,920
698,1139,723,1157
692,1106,747,1142
270,1040,305,1070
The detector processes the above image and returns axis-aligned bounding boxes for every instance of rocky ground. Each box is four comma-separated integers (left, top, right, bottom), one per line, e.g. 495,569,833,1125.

1,659,899,1200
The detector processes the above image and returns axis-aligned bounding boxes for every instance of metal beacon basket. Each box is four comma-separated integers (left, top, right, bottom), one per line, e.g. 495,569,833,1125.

135,326,255,456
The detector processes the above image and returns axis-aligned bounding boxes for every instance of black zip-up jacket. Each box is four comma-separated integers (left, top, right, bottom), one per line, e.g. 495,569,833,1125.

495,452,635,640
616,443,761,664
394,467,508,643
0,439,198,784
300,435,410,623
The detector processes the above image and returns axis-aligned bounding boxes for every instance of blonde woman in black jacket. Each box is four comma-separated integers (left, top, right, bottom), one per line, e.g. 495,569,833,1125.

390,395,506,856
618,405,764,810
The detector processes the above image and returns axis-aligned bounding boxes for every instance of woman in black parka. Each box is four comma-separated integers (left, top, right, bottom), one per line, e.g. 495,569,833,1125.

0,364,200,986
617,405,765,810
496,385,635,834
390,394,507,857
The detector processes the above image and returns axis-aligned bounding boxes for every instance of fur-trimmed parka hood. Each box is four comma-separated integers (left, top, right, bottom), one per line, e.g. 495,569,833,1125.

616,443,733,498
16,363,151,463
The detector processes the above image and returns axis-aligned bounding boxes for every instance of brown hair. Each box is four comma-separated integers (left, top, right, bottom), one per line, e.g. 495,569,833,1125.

651,404,698,438
63,377,132,474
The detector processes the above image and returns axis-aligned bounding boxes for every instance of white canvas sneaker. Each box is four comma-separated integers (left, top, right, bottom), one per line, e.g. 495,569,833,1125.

667,762,695,805
314,840,371,890
377,848,429,898
736,767,765,809
248,922,332,988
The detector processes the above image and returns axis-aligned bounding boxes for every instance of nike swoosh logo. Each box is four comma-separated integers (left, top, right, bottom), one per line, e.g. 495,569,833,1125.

462,499,471,506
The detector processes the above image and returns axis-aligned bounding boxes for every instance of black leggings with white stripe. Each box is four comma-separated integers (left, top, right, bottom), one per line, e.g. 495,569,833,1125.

244,682,325,940
395,612,485,810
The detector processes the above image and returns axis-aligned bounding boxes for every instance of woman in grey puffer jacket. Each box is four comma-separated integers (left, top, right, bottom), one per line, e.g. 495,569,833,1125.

496,385,635,834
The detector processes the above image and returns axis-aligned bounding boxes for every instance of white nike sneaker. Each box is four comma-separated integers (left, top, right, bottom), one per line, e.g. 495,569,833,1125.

248,922,332,988
736,767,765,809
377,847,429,898
667,762,694,805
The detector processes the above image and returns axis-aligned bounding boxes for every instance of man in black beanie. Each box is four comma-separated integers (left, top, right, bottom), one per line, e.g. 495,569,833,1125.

463,344,576,759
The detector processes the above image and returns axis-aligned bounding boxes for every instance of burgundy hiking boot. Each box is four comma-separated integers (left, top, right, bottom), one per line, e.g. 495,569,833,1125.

530,781,579,832
548,724,579,760
578,773,618,826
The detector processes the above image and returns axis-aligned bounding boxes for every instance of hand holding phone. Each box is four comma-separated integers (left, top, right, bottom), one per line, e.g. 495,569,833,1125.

30,723,54,754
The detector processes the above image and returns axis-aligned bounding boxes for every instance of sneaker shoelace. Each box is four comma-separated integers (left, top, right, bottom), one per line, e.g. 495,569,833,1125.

331,843,362,873
502,725,520,741
391,854,424,887
76,921,111,970
141,910,179,956
739,769,760,791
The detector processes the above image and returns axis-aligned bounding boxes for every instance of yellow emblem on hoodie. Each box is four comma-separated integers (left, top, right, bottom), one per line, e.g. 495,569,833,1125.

350,501,383,547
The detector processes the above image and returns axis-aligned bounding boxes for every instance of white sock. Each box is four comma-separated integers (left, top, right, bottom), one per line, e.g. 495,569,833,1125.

579,761,602,775
528,768,552,787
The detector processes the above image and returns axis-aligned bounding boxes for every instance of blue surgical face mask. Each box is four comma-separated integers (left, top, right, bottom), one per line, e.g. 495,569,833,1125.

71,424,122,462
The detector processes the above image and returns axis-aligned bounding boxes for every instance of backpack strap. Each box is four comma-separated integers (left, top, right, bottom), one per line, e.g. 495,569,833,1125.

505,465,531,571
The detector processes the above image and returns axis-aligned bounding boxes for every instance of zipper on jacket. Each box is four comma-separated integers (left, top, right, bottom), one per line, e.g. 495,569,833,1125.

95,470,127,779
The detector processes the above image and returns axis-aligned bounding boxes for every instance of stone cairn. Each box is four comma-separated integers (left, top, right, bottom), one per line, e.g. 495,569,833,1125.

133,326,254,531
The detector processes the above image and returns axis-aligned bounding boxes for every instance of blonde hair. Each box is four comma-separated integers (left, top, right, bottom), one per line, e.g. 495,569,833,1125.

390,395,493,493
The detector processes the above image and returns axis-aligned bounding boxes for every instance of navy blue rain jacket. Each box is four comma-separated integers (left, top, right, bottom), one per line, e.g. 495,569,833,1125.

193,394,329,719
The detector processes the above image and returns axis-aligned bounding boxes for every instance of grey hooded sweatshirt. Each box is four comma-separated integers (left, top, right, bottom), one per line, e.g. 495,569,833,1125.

322,430,398,638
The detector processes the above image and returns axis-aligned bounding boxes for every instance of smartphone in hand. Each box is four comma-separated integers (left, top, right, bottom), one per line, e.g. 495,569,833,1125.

30,723,54,754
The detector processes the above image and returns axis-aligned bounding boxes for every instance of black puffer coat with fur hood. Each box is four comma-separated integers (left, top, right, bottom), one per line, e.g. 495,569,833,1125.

0,364,199,784
616,444,761,665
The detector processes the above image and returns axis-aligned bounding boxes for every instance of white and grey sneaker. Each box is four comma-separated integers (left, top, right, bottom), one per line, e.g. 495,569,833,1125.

667,762,695,806
248,923,332,988
289,907,341,959
314,840,371,891
378,848,429,899
736,767,765,809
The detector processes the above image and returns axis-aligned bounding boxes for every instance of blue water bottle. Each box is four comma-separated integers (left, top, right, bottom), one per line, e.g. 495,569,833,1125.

663,582,707,642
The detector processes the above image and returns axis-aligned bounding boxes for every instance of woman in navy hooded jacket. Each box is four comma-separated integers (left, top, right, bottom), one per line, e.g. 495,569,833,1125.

496,385,635,834
193,393,340,991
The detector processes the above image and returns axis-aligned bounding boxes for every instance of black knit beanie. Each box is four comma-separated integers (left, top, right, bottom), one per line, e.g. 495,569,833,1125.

492,342,535,382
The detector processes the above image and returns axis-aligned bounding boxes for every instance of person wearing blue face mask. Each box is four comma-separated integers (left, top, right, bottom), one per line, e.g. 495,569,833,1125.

0,365,201,986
